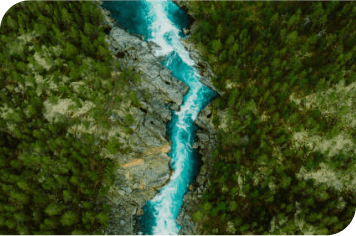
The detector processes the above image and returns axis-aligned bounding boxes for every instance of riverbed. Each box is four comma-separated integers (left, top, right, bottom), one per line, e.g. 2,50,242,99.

102,1,216,234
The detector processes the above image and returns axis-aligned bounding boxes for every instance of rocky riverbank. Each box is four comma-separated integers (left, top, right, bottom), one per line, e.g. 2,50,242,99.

97,1,220,234
173,0,221,234
173,0,222,96
176,104,217,235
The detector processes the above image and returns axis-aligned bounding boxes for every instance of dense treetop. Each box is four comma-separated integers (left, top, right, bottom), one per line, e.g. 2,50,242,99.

0,1,142,234
185,1,356,234
1,0,356,234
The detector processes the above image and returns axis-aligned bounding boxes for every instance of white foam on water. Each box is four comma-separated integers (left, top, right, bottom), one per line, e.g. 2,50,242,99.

140,1,212,235
146,1,195,67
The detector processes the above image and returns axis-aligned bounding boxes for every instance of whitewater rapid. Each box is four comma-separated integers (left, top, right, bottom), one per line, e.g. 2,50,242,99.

102,0,216,234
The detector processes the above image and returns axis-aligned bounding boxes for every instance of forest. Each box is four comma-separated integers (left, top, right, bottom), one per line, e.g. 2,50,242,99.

1,0,356,235
183,1,356,234
0,1,142,234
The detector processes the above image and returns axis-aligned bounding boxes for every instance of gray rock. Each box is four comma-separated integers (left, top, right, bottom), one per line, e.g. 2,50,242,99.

122,187,132,194
147,41,161,54
170,103,180,111
133,183,139,189
97,2,223,235
137,125,164,147
192,142,199,149
178,30,222,96
197,132,209,143
182,27,190,35
196,175,205,186
144,116,167,140
194,105,215,133
118,190,125,196
176,103,218,235
107,27,190,109
130,190,156,207
127,133,147,152
199,165,208,176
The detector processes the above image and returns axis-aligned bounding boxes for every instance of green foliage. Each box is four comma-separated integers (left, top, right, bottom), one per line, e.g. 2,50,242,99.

2,0,355,235
0,1,119,234
202,202,212,212
227,88,239,107
61,211,78,226
210,39,223,54
210,202,226,217
45,203,64,216
192,210,204,222
187,0,356,234
105,137,121,154
82,211,95,225
96,212,109,226
124,113,134,126
228,201,238,211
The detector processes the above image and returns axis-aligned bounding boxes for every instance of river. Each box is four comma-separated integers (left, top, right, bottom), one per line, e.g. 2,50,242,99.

102,0,216,234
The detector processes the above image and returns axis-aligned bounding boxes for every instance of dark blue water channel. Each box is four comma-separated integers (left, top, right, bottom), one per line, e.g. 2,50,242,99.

102,1,216,234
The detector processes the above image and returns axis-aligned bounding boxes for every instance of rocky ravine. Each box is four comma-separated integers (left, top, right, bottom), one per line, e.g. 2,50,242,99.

97,2,220,235
172,0,222,234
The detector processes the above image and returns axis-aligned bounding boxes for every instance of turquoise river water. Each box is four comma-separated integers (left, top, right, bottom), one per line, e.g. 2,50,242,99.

102,1,216,234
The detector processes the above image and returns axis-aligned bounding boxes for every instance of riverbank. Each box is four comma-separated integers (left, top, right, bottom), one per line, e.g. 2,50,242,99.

97,0,221,234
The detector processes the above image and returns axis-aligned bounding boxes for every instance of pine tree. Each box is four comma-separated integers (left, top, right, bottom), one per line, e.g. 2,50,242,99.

60,211,78,226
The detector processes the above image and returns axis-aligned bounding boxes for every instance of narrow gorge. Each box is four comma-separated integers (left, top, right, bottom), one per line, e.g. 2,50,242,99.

98,0,219,234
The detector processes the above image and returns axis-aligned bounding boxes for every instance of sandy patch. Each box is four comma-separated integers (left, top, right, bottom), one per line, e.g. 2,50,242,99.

121,159,144,168
143,144,171,156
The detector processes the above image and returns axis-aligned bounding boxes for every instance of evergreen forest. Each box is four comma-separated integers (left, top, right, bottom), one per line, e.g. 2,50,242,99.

1,0,356,235
184,0,356,234
0,1,142,234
